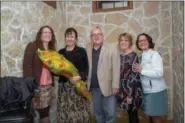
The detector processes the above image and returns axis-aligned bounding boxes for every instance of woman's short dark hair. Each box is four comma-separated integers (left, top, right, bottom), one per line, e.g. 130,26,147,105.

136,33,155,50
65,27,78,40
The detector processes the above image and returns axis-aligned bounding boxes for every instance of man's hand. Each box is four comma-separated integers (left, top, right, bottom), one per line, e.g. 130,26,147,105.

70,76,81,83
112,88,119,95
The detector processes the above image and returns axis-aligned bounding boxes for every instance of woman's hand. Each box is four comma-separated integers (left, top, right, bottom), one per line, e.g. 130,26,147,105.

70,76,81,83
126,97,132,104
133,63,142,73
32,97,38,109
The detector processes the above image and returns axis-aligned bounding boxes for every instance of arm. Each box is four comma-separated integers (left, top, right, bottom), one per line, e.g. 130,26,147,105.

51,72,60,77
111,44,120,89
141,52,163,78
79,49,89,81
23,43,35,77
127,54,140,97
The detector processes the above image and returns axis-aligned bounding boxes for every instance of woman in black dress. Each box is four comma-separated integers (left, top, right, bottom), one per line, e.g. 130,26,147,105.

116,33,143,123
57,28,90,123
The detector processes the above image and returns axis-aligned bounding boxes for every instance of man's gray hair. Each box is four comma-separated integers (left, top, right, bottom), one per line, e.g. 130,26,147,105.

90,26,103,36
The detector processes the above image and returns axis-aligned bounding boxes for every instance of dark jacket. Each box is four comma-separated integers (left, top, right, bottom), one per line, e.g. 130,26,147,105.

58,46,89,83
0,76,37,108
23,42,54,85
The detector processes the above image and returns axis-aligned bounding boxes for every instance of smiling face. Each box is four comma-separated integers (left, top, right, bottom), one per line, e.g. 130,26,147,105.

65,31,76,47
138,35,150,51
41,27,52,43
119,36,131,51
91,27,104,46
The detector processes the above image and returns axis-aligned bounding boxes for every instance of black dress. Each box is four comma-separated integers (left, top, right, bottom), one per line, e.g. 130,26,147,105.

57,46,91,123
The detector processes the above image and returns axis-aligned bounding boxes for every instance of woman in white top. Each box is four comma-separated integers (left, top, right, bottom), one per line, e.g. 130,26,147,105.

133,33,167,123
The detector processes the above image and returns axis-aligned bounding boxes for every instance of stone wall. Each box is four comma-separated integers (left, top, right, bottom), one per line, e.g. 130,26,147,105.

1,1,66,77
171,2,184,123
1,1,177,120
64,1,173,119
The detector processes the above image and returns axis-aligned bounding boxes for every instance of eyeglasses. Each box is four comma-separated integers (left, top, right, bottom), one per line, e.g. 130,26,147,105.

42,31,52,34
138,39,147,43
91,33,103,37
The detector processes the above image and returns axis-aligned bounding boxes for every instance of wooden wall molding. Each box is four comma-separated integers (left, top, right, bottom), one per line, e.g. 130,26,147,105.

43,1,56,9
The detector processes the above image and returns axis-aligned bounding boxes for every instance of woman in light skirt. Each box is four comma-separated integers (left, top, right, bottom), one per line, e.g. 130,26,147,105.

133,33,167,123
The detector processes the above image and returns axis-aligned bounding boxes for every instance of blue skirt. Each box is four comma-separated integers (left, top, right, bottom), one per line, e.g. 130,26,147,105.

143,90,167,116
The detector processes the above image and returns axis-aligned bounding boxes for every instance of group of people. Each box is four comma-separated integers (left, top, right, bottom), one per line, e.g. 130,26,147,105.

23,25,167,123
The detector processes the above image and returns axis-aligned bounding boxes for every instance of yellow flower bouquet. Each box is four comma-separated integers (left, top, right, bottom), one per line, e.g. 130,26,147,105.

37,49,91,101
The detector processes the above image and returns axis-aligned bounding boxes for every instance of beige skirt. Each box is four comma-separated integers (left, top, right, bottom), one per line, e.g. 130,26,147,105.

34,84,52,109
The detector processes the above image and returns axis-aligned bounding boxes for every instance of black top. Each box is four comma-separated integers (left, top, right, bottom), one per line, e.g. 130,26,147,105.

58,46,89,83
90,46,101,88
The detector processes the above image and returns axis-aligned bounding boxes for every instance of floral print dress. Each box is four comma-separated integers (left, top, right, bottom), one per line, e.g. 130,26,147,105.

116,52,143,111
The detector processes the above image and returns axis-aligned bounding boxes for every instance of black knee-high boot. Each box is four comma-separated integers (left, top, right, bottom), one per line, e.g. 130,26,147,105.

38,107,50,123
127,110,140,123
149,116,153,123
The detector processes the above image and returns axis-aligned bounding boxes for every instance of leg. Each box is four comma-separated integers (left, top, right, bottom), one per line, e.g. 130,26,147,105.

103,95,116,123
151,116,163,123
38,106,50,123
144,90,167,123
91,88,105,123
149,116,153,123
127,109,139,123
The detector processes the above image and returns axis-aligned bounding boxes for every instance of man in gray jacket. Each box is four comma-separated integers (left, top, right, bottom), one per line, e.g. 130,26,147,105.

86,26,120,123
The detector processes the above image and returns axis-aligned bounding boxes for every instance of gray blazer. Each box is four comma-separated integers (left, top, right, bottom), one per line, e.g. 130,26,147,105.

86,42,120,97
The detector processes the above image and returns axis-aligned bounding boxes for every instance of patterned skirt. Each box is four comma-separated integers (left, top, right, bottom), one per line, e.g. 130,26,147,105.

34,84,52,109
57,81,91,123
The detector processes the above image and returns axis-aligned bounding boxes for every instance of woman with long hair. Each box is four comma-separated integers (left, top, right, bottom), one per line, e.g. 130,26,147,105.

23,25,56,123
